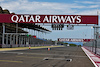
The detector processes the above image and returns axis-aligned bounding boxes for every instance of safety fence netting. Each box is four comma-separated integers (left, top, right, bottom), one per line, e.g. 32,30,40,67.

83,39,100,56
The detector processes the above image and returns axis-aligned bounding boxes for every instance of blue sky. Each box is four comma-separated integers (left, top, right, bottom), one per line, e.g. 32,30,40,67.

0,0,100,40
0,0,100,15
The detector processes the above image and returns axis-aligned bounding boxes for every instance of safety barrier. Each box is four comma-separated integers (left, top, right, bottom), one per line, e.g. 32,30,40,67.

83,39,100,56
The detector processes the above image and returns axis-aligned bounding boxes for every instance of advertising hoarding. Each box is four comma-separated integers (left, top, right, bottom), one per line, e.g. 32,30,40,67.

58,38,93,42
0,14,98,24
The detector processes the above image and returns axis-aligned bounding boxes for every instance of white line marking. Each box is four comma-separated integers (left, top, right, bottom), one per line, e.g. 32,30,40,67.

82,47,98,67
1,52,86,58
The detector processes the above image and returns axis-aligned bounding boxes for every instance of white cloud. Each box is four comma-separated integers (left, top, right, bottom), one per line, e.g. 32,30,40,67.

1,1,76,14
0,0,99,15
74,1,100,9
79,1,95,4
76,9,99,15
89,5,99,8
0,0,4,1
75,1,100,4
0,0,96,15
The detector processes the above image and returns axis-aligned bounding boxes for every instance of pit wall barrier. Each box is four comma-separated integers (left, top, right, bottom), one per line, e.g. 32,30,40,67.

0,44,54,48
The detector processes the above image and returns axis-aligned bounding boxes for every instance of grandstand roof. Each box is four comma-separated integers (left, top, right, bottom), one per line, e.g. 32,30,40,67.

0,6,51,33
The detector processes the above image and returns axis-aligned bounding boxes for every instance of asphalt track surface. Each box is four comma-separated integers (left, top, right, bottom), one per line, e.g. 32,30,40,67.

0,47,94,67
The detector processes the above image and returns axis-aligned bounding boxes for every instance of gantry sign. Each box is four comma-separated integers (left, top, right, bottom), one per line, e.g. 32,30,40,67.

58,38,94,42
0,14,98,24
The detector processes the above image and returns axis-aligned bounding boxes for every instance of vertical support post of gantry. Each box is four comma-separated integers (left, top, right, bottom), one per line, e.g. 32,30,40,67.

16,23,18,45
6,34,8,45
2,23,5,45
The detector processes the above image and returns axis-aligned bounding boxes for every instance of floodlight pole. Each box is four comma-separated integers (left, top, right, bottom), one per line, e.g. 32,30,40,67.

92,10,99,54
94,26,96,54
93,25,99,54
94,11,99,54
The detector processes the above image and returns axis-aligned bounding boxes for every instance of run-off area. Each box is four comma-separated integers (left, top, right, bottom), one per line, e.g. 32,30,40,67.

0,47,95,67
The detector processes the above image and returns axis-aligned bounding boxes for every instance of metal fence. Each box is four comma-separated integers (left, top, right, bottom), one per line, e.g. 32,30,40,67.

83,39,100,55
0,33,55,48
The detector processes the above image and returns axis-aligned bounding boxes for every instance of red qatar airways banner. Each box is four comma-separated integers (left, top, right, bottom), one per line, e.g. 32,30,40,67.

58,38,93,42
0,14,98,24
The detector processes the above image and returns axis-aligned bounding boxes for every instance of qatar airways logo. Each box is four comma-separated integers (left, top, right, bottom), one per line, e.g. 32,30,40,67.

58,38,84,42
11,15,81,23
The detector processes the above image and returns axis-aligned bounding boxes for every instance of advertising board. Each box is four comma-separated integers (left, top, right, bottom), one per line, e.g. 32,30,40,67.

58,38,93,42
0,14,98,24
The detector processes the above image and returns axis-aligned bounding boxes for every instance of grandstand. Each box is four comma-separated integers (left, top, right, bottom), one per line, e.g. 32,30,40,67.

0,6,53,48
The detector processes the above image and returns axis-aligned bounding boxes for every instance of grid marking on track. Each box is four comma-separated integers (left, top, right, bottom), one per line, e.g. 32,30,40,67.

1,51,87,58
0,60,23,63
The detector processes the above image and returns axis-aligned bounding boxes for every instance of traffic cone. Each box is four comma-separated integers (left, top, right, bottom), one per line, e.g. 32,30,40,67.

48,47,50,51
29,45,31,49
